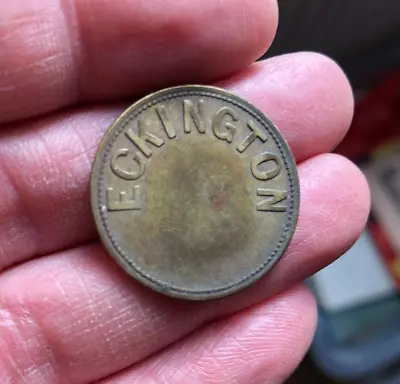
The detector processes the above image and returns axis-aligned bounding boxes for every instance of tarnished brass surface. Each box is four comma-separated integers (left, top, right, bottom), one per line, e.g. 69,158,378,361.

91,85,299,300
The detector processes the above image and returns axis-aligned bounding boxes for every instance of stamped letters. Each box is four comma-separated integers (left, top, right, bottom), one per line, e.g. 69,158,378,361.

107,99,288,212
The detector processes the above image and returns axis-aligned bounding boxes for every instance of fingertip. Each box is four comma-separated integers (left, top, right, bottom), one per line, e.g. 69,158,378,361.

221,51,355,162
201,0,279,73
279,285,317,381
298,52,355,147
247,0,279,62
297,153,371,261
248,285,317,383
0,0,279,123
78,0,281,98
273,51,354,154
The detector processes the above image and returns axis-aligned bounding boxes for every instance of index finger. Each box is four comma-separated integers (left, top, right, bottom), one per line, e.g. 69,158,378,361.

0,0,278,124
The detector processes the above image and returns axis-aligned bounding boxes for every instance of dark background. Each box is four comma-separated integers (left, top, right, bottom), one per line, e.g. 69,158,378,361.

261,0,400,89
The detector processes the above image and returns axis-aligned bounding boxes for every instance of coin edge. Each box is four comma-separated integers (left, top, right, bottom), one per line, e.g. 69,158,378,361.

90,85,300,300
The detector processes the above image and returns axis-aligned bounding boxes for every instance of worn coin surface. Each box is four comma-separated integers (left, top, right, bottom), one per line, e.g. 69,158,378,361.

91,85,300,300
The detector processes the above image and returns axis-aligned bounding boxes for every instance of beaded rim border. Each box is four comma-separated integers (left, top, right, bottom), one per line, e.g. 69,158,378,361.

95,86,299,298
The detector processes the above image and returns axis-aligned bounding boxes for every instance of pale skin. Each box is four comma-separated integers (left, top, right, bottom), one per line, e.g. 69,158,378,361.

0,0,370,383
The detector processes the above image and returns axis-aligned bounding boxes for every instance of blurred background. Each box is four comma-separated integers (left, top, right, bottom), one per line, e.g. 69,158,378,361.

259,1,400,383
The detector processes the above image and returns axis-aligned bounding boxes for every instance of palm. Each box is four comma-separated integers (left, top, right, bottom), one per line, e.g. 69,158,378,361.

0,1,369,383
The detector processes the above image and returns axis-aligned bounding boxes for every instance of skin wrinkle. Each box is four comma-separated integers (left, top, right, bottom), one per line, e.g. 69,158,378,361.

0,300,58,383
75,307,134,361
59,0,83,102
11,127,64,251
70,264,107,359
0,8,57,51
92,286,173,353
0,180,35,264
11,246,204,383
107,287,315,384
0,311,29,383
193,334,248,383
0,152,40,263
32,265,107,383
0,2,71,119
0,2,74,116
69,123,93,178
0,113,103,267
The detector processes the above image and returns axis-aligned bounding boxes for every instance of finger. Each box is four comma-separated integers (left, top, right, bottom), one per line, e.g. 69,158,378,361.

102,286,316,384
219,51,354,162
0,0,278,124
0,154,369,383
259,153,370,297
0,52,354,270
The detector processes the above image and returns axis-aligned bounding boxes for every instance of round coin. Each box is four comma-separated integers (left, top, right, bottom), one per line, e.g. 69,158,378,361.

91,85,300,300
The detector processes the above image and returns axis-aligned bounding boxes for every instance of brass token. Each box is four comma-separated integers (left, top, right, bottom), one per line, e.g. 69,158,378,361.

91,85,300,300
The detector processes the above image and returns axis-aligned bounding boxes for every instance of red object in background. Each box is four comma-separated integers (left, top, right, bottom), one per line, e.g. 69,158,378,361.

335,71,400,160
341,70,400,289
368,218,400,288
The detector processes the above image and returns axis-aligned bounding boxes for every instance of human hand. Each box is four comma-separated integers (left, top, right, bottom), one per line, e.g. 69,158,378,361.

0,0,370,383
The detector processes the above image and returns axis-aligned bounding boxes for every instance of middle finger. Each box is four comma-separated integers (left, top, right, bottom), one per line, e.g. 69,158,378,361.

0,52,353,270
